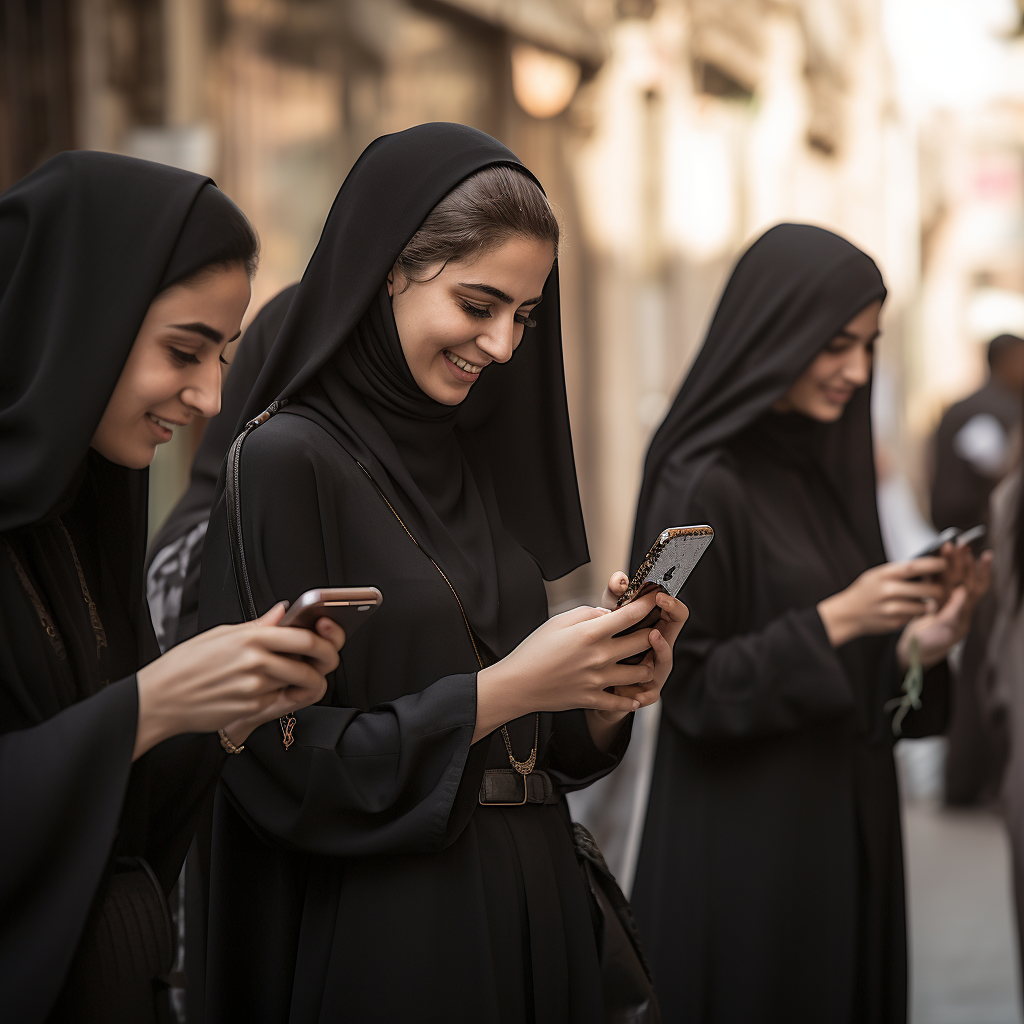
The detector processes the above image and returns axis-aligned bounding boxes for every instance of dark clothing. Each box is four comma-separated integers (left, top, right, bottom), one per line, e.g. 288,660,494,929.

629,225,948,1023
0,153,241,1022
198,123,614,1023
931,378,1020,532
931,379,1018,805
146,284,297,650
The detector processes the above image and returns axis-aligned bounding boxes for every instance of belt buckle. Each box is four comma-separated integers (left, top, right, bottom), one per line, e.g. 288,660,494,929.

479,770,530,806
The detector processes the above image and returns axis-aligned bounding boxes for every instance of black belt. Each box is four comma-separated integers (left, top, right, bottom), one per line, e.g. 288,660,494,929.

478,769,559,806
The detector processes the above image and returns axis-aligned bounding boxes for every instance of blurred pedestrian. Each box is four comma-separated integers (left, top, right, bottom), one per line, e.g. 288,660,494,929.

931,333,1024,533
629,224,991,1024
930,334,1023,807
0,153,342,1023
198,123,686,1024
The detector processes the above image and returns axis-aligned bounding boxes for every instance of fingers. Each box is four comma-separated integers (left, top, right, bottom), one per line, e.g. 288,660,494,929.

654,594,689,643
590,590,660,635
588,691,642,715
601,571,630,610
893,557,946,579
935,585,968,625
315,617,346,653
253,624,340,673
254,601,290,626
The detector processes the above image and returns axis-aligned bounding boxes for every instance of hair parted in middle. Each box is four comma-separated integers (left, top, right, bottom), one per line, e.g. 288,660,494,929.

394,165,559,284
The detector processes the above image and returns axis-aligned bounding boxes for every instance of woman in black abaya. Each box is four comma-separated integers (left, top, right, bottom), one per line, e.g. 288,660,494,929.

628,224,990,1023
198,122,687,1023
0,153,342,1024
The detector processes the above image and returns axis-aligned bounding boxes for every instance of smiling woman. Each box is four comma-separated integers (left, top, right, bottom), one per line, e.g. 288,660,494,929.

0,153,344,1024
197,123,685,1024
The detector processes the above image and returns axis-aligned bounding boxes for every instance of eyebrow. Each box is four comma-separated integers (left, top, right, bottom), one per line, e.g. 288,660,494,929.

458,283,544,306
835,328,881,342
169,322,241,344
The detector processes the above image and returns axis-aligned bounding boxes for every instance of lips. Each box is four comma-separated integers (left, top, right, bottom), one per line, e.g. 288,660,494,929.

146,413,187,442
443,350,485,384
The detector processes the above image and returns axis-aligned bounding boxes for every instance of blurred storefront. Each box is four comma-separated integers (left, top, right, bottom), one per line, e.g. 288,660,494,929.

5,0,1024,591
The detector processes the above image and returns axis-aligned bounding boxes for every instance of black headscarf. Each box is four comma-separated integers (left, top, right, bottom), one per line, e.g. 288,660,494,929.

0,152,259,1022
232,122,587,584
0,152,248,531
630,223,887,572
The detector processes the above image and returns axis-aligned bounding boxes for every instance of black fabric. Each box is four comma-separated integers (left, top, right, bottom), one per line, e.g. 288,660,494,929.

146,284,297,649
629,224,949,1024
233,121,587,581
0,152,232,1023
157,181,253,292
930,378,1020,531
198,122,618,1023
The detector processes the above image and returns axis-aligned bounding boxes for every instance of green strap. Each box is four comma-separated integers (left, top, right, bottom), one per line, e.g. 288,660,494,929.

885,636,923,737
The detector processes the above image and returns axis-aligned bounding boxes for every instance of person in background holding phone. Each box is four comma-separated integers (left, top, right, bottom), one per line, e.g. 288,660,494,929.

197,123,687,1024
0,153,343,1024
628,224,990,1024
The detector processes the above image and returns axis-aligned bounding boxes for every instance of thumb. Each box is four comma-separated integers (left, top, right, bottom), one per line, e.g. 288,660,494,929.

938,585,967,624
255,601,290,626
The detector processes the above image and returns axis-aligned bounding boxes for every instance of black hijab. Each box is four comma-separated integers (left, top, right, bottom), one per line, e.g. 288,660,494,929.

630,223,888,573
232,122,587,587
0,153,249,532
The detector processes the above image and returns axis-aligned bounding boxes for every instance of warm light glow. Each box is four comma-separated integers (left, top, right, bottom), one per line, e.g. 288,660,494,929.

511,43,582,119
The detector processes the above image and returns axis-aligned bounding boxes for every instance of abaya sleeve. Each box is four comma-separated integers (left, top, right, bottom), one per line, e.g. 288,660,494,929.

200,423,484,856
661,460,857,738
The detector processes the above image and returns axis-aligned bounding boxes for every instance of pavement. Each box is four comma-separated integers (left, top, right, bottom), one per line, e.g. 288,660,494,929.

904,799,1022,1024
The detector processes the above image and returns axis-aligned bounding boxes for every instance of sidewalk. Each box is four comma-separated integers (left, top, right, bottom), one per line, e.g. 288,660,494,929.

904,800,1021,1024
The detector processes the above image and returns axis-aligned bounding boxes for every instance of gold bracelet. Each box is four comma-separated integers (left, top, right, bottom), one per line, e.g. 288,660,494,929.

218,728,245,754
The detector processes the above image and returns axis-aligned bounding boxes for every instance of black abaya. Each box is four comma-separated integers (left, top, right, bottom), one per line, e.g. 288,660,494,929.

629,225,949,1024
198,123,621,1023
0,153,250,1022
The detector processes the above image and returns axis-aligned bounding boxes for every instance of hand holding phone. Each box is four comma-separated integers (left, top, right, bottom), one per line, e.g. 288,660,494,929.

279,587,383,638
614,525,713,664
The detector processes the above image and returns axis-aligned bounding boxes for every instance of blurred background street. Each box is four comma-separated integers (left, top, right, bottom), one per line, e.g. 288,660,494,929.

6,0,1024,1019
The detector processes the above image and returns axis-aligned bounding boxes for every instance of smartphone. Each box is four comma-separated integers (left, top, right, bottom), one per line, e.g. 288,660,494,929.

279,587,383,637
956,524,987,553
912,527,961,560
614,525,715,665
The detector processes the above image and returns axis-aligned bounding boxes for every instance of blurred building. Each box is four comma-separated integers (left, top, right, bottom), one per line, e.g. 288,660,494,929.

5,0,1024,587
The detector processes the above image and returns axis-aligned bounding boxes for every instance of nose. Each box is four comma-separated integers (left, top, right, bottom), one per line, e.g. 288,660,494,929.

842,343,872,387
475,317,518,365
181,357,223,418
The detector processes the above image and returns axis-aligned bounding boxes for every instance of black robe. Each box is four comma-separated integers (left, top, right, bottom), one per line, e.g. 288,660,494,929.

197,122,621,1023
628,224,949,1024
0,152,251,1022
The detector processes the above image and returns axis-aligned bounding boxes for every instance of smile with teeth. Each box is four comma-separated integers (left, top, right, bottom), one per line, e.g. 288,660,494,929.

444,350,483,375
148,414,180,431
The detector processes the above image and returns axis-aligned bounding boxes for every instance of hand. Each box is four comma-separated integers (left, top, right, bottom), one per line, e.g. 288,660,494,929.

134,602,345,760
474,591,669,743
586,589,689,749
897,546,993,669
817,557,947,647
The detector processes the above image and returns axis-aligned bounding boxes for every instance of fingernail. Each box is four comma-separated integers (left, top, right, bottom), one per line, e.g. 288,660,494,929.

280,600,291,611
632,700,641,710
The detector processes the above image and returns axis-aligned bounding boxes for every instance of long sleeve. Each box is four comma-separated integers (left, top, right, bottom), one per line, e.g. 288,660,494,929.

660,462,856,740
199,420,485,857
0,674,137,1023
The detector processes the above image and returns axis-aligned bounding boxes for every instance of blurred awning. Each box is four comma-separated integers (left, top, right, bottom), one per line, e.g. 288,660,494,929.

422,0,607,73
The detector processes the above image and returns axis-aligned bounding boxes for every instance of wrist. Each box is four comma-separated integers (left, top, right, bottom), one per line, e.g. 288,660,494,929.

817,594,858,647
585,708,629,751
474,662,529,744
133,668,175,761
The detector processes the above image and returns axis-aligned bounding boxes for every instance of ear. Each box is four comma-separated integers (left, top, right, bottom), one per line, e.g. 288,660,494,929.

387,266,397,298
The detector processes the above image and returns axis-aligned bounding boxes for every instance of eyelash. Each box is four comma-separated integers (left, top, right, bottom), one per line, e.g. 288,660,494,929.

170,348,229,366
458,299,537,329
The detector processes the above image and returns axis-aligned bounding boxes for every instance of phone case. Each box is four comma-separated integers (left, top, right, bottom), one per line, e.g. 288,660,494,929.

617,525,715,607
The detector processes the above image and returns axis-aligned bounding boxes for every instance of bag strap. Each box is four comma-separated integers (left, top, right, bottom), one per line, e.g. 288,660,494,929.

223,400,296,748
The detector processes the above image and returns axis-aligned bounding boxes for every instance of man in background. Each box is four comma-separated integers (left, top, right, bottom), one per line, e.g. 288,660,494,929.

932,333,1024,531
931,333,1024,807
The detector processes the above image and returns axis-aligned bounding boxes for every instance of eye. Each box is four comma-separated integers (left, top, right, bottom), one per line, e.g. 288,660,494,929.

514,313,537,328
170,347,200,366
459,300,491,319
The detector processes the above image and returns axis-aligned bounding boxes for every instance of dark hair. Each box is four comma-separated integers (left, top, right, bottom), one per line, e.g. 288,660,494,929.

394,165,558,282
988,333,1024,369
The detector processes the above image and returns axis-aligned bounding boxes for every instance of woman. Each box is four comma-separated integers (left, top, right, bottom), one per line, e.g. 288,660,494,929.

0,152,343,1023
628,224,990,1023
198,122,686,1023
147,284,296,650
